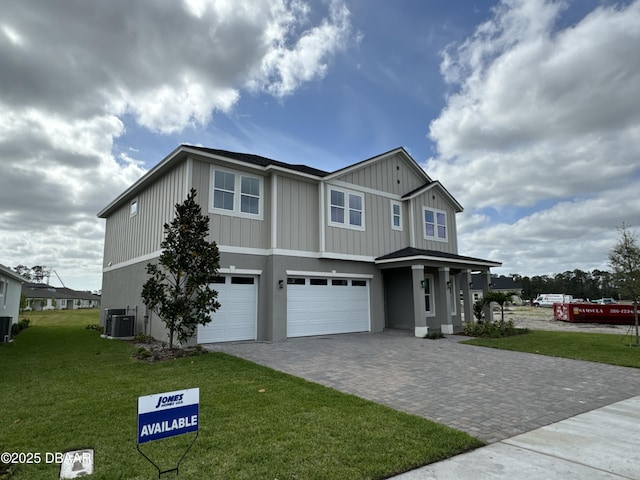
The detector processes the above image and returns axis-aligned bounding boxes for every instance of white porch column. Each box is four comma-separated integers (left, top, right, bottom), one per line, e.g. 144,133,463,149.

411,265,427,337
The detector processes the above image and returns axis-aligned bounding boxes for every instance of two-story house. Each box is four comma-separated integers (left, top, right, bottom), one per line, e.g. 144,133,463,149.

98,145,500,343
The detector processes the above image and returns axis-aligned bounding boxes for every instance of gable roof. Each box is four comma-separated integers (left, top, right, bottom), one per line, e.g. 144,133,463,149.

402,181,464,213
323,147,432,184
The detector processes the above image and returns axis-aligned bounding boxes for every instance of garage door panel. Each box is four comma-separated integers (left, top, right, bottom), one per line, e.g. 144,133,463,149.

287,279,370,338
197,277,257,343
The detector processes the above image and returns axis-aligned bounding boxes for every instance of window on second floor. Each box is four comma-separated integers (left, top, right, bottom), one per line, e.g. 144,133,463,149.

424,207,447,242
328,187,364,230
211,168,262,218
391,201,402,231
129,198,138,217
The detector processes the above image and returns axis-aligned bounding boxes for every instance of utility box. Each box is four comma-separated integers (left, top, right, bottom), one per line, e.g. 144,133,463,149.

109,315,136,338
103,308,126,338
0,317,11,343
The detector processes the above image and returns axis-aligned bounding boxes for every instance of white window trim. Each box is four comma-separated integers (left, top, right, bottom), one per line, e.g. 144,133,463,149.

129,197,138,217
391,200,403,231
210,167,264,220
327,186,365,231
423,207,448,242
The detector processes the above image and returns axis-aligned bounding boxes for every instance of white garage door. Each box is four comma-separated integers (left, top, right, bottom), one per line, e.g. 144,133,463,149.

197,276,257,343
287,277,370,337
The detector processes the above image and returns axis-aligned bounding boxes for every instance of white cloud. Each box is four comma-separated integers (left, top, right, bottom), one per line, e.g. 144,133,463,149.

426,0,640,277
0,0,352,290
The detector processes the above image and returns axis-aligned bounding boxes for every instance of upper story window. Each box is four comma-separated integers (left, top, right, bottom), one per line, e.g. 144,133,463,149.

328,187,364,230
391,201,402,231
424,207,447,242
211,167,262,219
240,176,260,214
129,198,138,217
213,170,235,211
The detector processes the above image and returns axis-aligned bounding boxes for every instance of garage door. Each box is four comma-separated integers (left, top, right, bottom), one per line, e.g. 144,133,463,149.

287,277,370,337
197,276,257,343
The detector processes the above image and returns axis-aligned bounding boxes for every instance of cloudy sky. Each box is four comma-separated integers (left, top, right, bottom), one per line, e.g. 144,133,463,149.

1,0,639,292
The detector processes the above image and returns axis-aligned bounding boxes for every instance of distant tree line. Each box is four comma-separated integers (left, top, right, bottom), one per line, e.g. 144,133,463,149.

511,270,617,301
13,265,52,283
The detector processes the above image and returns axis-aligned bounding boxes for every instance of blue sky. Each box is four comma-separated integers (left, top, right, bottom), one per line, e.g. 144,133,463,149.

1,0,639,291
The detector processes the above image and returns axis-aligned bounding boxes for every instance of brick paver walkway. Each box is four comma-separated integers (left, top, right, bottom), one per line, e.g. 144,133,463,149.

206,330,640,443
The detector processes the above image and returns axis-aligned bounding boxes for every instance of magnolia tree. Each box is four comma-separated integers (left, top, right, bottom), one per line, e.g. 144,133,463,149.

608,223,640,345
142,189,221,348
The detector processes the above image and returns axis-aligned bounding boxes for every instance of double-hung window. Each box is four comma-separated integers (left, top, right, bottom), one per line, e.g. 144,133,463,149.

211,168,262,218
240,177,260,214
391,201,402,230
328,187,364,230
213,170,235,211
424,208,447,241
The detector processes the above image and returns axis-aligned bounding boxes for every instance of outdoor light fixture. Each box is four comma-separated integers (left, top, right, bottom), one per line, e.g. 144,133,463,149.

446,280,451,289
278,280,284,289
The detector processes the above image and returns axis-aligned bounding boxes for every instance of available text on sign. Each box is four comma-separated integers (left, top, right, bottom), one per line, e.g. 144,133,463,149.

137,388,199,444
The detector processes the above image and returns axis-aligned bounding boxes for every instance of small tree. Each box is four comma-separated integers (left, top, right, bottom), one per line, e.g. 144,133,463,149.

608,223,640,345
142,189,221,348
482,290,518,322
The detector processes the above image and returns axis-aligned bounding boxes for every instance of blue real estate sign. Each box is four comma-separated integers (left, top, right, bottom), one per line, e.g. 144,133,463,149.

137,388,199,444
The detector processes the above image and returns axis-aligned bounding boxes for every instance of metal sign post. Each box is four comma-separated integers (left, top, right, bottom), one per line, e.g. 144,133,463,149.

136,388,199,478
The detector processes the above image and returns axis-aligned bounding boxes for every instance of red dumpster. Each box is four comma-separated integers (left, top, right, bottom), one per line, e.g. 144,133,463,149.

553,303,636,325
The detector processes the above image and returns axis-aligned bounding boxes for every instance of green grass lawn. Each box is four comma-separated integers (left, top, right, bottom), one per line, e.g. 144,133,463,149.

1,310,482,480
463,330,640,368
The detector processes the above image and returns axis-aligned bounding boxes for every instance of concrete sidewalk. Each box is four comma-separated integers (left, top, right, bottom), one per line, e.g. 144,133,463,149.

391,395,640,479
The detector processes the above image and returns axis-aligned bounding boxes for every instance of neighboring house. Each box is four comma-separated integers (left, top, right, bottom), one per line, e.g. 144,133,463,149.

0,263,27,341
22,283,101,311
468,274,523,304
98,145,501,343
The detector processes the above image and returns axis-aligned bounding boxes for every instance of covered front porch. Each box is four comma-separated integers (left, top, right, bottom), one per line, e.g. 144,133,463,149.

376,247,502,336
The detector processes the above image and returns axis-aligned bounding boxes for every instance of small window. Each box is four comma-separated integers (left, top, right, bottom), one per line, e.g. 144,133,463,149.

130,198,138,217
332,279,348,286
213,171,235,211
391,201,402,230
231,276,254,285
352,280,367,287
310,278,328,286
211,276,226,284
287,278,305,285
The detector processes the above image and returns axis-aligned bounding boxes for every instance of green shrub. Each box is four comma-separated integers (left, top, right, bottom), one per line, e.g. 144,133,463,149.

424,331,445,339
85,324,104,334
10,323,19,336
18,318,30,330
464,319,528,338
133,332,154,343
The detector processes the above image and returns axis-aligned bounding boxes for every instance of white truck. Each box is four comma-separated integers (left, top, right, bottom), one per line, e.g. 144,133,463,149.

532,294,573,307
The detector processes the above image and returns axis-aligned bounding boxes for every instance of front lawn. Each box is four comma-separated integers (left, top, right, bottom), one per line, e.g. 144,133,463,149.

463,330,640,368
1,310,482,479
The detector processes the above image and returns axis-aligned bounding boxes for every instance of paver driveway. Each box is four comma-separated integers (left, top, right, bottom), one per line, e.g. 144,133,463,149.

206,330,640,443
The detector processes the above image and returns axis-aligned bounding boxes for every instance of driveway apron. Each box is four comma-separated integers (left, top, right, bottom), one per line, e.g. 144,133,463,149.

205,330,640,443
